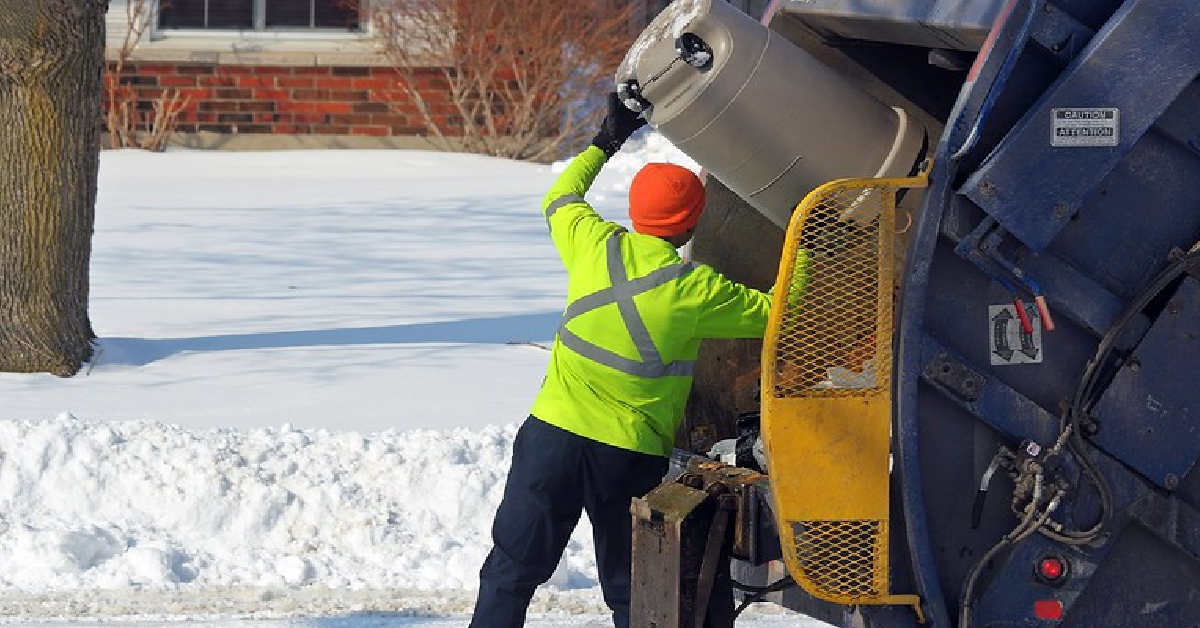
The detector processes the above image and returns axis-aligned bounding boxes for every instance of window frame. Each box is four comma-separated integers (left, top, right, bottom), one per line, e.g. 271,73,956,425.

154,0,369,38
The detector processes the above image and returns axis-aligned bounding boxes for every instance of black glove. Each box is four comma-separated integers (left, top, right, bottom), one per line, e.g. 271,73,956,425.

591,92,646,158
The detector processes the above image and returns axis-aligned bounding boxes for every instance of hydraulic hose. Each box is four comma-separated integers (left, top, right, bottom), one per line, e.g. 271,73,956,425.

730,575,797,619
959,470,1045,628
1051,246,1200,544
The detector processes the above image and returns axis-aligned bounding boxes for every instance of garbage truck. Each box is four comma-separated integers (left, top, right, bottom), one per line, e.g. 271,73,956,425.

616,0,1200,626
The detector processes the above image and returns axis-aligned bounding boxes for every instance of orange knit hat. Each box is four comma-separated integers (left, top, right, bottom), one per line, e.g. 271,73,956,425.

628,163,705,237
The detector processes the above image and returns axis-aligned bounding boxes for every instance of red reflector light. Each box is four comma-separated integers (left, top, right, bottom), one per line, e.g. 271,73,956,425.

1039,557,1065,580
1035,599,1064,620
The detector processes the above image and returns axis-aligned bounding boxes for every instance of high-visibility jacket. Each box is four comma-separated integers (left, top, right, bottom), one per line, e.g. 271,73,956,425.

530,146,772,457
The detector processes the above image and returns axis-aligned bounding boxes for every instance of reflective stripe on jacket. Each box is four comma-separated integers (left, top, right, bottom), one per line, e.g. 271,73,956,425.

530,146,772,457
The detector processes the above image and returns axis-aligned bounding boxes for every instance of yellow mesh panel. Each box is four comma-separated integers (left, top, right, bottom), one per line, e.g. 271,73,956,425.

772,186,894,398
791,519,887,600
761,168,928,622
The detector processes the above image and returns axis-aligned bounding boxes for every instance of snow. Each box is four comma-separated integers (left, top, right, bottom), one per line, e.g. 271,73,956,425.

0,132,823,626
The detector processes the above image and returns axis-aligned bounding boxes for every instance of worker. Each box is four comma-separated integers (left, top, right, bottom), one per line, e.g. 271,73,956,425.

468,93,773,628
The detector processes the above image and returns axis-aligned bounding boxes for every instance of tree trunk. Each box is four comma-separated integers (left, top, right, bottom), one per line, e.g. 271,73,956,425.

0,1,107,376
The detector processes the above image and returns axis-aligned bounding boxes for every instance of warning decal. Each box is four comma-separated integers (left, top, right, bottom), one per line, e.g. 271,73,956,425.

989,304,1044,365
1051,108,1119,147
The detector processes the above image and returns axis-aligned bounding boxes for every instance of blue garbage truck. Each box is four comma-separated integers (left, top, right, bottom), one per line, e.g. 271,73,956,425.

619,1,1200,626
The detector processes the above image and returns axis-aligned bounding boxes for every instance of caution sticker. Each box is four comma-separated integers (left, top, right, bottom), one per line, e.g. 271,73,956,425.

989,304,1044,365
1051,108,1119,147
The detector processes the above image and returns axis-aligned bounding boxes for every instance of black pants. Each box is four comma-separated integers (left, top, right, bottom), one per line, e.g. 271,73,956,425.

469,416,668,628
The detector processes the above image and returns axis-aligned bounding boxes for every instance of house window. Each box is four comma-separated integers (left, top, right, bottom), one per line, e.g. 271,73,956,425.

159,0,362,31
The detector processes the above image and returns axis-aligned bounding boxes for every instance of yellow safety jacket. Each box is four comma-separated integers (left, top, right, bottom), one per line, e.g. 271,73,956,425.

530,146,772,457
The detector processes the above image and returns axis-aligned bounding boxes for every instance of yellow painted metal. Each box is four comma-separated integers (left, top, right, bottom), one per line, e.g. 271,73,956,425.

761,164,930,622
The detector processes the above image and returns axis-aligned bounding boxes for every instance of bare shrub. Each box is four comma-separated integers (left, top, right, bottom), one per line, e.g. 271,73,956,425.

365,0,641,162
105,0,190,151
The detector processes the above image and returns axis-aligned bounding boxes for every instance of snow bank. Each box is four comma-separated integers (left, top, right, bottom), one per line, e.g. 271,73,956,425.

0,416,547,596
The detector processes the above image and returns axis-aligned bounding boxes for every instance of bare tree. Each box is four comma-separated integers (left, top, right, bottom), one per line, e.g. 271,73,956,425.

106,0,189,151
368,0,639,162
0,0,108,375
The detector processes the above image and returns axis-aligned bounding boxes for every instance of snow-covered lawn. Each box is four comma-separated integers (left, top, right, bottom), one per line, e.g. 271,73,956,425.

0,137,824,626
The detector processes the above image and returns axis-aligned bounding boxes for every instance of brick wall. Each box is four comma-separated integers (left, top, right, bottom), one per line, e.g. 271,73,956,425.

108,62,457,138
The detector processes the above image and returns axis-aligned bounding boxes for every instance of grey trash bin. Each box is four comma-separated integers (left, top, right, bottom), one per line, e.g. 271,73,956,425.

617,0,926,229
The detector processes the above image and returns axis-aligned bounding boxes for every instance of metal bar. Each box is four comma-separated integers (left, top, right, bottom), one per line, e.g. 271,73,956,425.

895,158,966,628
950,0,1039,161
948,216,1126,336
693,505,731,628
918,334,1061,445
